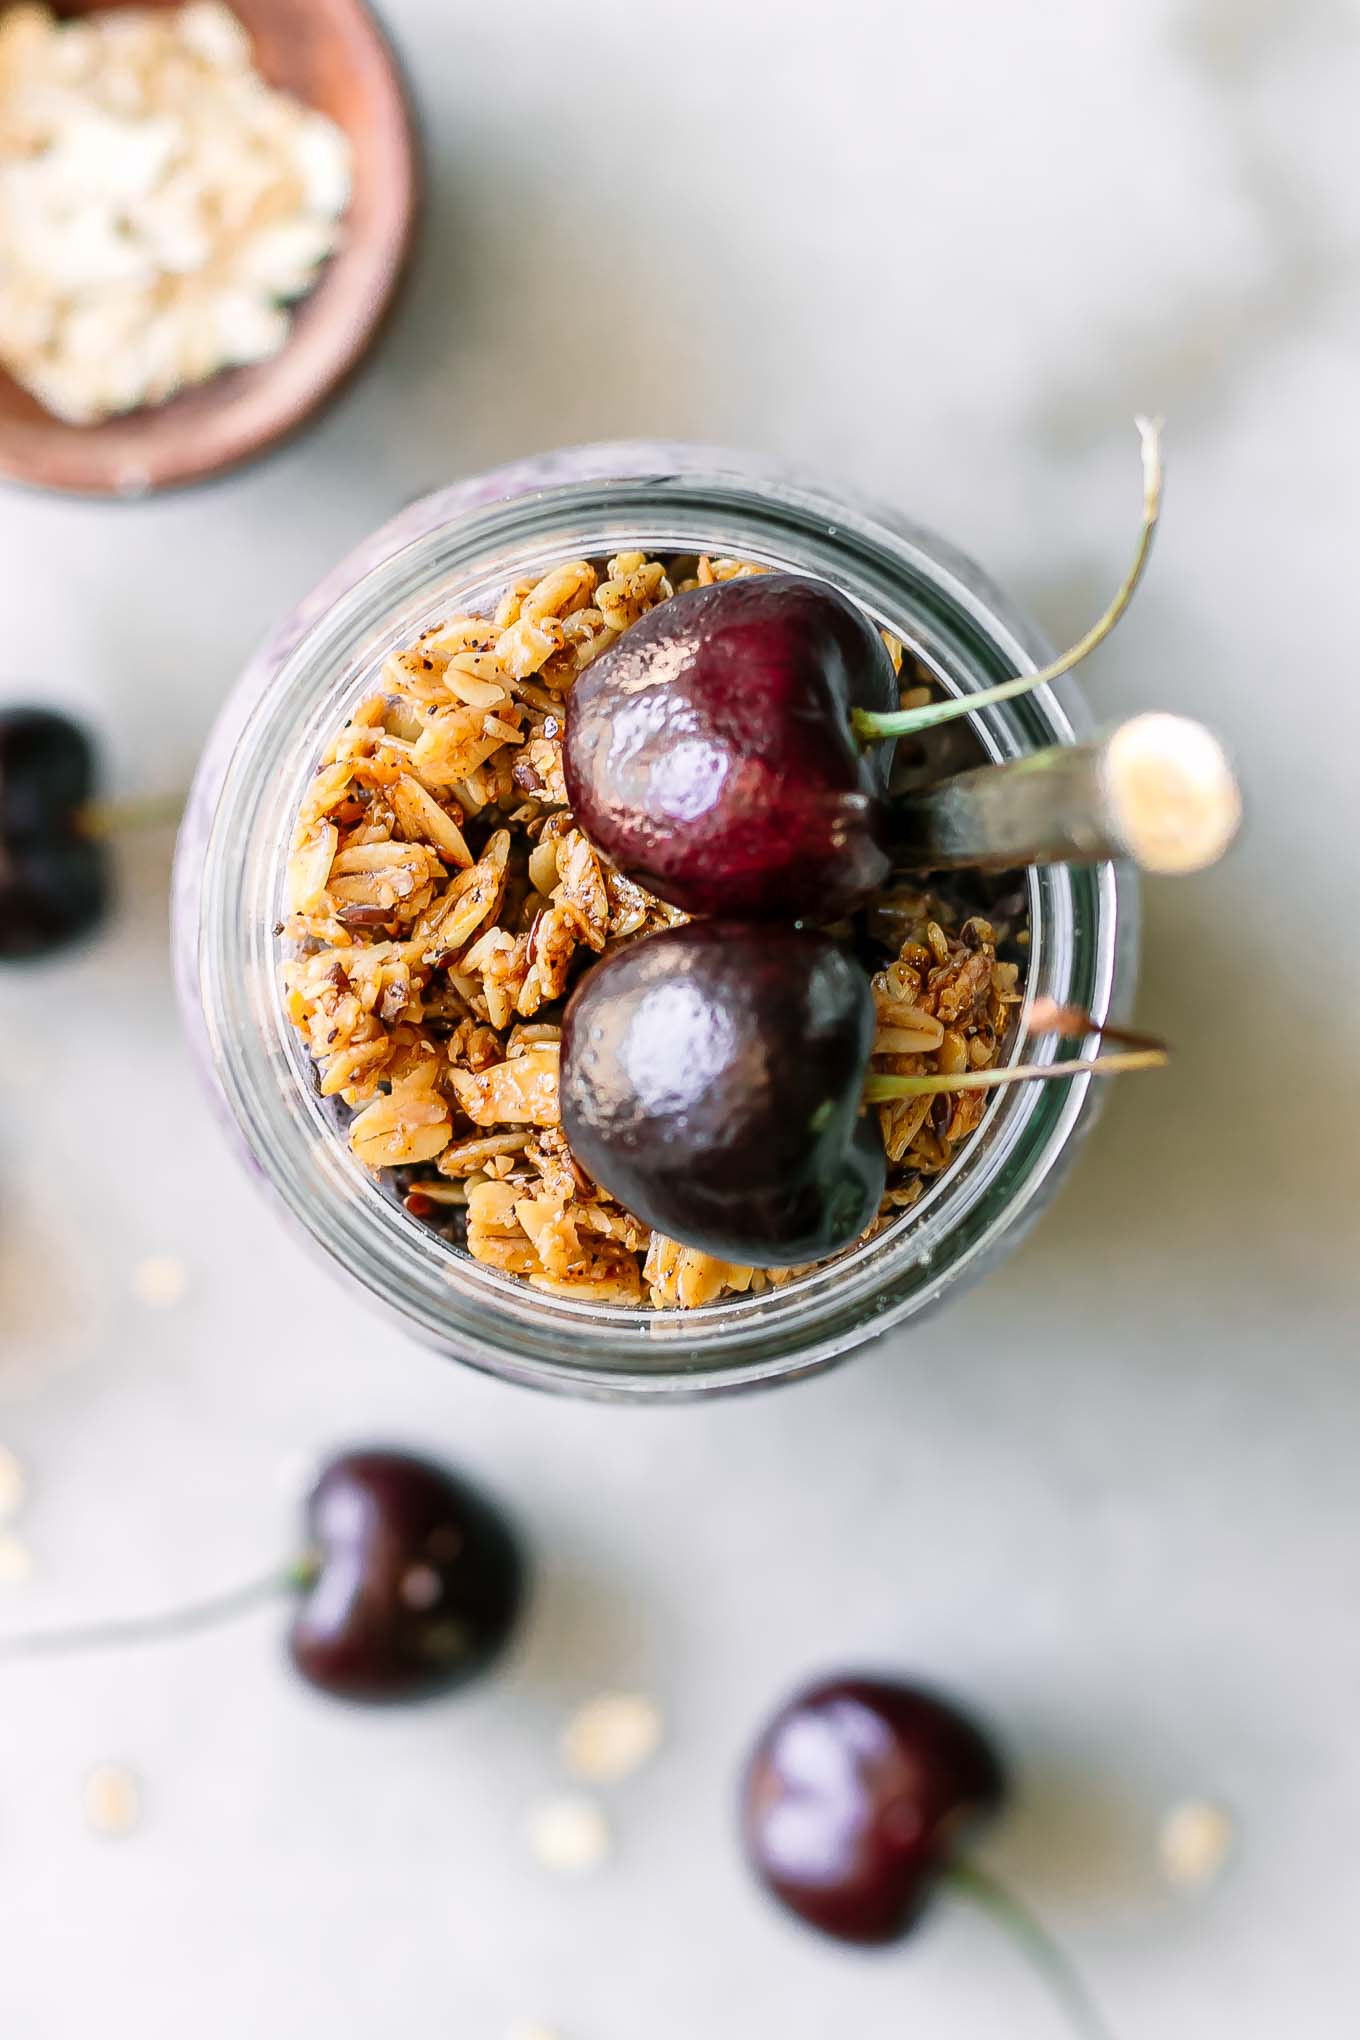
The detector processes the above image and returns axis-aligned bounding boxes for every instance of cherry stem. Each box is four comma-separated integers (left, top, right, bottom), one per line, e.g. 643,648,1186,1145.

1024,997,1168,1055
948,1859,1117,2040
0,1556,317,1664
863,1047,1166,1105
853,416,1163,744
77,791,185,840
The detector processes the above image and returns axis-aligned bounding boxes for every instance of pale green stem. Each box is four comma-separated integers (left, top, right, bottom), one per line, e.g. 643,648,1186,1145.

863,1048,1166,1105
854,418,1163,743
0,1559,316,1663
947,1860,1117,2040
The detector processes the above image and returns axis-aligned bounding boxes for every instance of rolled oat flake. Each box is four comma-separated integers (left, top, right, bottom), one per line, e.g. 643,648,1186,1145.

82,1761,142,1839
0,1444,26,1522
1159,1798,1236,1890
526,1794,611,1875
560,1691,663,1783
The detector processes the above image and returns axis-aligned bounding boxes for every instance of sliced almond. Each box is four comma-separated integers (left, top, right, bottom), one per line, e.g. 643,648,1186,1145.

450,1044,560,1128
390,777,473,866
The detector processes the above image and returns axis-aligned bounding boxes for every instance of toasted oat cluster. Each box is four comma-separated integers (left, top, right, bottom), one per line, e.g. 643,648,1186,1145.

280,553,1023,1309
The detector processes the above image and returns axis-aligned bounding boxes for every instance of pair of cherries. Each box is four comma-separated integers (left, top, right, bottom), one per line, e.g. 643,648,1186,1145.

560,577,974,1265
559,423,1167,1272
559,427,1166,1267
0,709,109,960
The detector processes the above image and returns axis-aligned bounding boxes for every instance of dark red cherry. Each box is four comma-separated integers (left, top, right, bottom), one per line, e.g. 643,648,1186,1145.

0,708,108,961
563,574,899,921
288,1449,525,1704
743,1676,1006,1944
560,921,884,1265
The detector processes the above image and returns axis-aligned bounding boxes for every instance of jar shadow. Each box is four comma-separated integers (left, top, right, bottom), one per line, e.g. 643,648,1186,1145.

986,1746,1161,1914
995,866,1354,1326
507,1541,668,1704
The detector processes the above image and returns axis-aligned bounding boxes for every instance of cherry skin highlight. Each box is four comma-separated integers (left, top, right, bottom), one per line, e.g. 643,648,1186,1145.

563,573,899,921
288,1449,525,1703
743,1675,1006,1944
560,920,885,1266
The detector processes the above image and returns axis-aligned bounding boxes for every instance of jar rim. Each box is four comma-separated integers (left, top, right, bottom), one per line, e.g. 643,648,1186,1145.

177,443,1135,1398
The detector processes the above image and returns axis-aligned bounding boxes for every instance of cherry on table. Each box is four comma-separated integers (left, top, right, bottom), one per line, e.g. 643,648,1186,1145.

289,1449,525,1703
560,920,885,1266
0,1445,526,1710
742,1673,1116,2039
742,1675,1006,1943
0,707,108,961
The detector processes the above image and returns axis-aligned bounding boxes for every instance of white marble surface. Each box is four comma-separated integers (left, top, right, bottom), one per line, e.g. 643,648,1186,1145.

1,2,1357,2035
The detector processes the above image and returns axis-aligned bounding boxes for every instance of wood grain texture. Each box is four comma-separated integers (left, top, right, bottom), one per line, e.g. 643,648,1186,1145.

0,0,419,496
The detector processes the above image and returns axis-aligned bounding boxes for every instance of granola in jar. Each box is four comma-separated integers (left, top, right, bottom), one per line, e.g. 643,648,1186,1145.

280,553,1023,1309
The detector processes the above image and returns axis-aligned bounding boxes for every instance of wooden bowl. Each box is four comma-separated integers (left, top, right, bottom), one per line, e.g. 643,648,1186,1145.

0,0,419,496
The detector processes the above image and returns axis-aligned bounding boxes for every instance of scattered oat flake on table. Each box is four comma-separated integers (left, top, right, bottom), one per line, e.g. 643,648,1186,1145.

1159,1798,1236,1889
0,1529,33,1581
82,1762,142,1838
506,2023,564,2040
560,1691,663,1784
132,1255,188,1307
0,1444,26,1521
526,1794,611,1874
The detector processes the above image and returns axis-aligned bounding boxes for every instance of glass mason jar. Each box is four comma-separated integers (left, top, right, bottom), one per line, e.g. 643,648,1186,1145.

174,442,1136,1400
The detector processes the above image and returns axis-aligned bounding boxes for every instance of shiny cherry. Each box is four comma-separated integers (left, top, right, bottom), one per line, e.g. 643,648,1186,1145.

560,920,884,1265
288,1449,525,1704
0,707,107,961
564,574,899,921
568,438,1166,925
743,1675,1006,1944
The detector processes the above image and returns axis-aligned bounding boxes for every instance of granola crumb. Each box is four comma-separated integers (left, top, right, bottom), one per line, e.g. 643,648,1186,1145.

526,1794,611,1875
560,1692,663,1784
82,1762,142,1839
280,555,1026,1310
0,1530,34,1583
0,1444,26,1523
132,1255,188,1307
1159,1799,1235,1890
